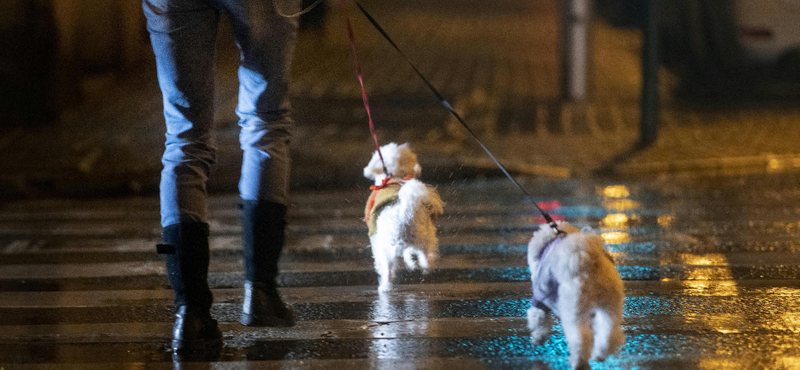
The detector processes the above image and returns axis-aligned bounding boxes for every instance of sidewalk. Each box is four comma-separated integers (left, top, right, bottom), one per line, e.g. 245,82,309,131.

1,0,799,200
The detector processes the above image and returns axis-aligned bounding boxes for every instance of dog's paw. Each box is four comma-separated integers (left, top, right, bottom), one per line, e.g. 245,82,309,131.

530,330,550,345
378,282,392,293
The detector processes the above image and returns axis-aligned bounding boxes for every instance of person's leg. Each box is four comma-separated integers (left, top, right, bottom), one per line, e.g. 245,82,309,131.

146,0,219,228
232,0,297,206
143,0,221,350
221,0,299,327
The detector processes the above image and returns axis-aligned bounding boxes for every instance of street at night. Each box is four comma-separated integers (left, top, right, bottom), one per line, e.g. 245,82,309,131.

1,0,800,368
2,174,800,368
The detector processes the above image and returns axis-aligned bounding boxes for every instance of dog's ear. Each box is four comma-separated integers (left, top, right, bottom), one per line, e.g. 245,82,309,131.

363,151,383,180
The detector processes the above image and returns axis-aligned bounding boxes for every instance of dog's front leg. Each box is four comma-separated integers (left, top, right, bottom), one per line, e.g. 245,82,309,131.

527,305,553,344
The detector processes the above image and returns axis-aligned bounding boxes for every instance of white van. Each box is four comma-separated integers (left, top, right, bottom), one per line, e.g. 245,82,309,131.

597,0,800,96
734,0,800,64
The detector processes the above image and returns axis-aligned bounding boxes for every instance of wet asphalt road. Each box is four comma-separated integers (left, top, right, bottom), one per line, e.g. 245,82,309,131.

1,173,800,369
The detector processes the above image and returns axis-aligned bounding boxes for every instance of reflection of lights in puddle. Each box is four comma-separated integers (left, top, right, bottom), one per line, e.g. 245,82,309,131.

603,199,640,210
765,287,800,296
684,313,741,335
769,158,781,170
775,358,800,368
601,185,630,198
602,232,629,244
658,215,674,227
602,213,629,227
698,359,742,369
681,254,728,266
767,157,800,171
675,253,742,343
682,280,738,296
781,312,800,333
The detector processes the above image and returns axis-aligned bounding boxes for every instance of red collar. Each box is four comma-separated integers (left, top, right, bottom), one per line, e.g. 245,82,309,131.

369,176,412,191
370,176,397,191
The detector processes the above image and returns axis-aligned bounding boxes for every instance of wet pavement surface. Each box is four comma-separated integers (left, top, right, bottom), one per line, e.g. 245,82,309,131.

2,173,800,368
3,0,800,368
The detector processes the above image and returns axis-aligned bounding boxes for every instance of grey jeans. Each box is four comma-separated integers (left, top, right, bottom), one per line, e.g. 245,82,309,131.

143,0,299,227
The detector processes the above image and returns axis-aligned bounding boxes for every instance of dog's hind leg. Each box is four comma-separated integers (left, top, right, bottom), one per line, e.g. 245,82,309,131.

376,259,394,292
372,242,394,292
590,308,623,361
402,248,420,271
527,306,553,344
416,250,431,273
558,286,593,370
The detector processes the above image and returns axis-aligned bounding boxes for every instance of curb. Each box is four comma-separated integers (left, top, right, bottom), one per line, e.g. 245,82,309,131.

614,153,800,177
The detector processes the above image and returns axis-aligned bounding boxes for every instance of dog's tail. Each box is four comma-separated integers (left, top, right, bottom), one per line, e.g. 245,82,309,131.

398,179,444,218
398,179,443,271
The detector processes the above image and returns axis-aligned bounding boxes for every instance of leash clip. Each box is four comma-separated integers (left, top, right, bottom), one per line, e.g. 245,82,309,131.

549,222,565,237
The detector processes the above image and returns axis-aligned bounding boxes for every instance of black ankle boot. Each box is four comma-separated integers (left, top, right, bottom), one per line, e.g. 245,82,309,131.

240,200,295,327
159,222,222,351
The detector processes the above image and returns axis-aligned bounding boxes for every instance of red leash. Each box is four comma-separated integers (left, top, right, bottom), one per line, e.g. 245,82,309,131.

342,3,389,176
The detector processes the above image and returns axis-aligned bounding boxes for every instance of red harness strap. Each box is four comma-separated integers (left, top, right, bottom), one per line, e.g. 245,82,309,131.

363,176,412,222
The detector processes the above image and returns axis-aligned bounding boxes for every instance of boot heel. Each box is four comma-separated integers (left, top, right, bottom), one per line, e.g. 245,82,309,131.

171,305,222,353
240,281,295,327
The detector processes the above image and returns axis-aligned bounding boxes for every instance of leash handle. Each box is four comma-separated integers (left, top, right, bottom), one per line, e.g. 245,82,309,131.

343,3,389,177
354,1,560,233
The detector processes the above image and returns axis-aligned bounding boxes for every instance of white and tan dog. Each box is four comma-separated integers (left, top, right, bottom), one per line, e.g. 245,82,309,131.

527,222,624,370
363,143,444,292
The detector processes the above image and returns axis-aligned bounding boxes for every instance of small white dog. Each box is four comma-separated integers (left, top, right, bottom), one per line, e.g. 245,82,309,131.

363,143,444,292
527,222,624,370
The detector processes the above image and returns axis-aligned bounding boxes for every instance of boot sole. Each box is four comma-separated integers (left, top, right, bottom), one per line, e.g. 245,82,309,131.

172,337,222,354
240,313,295,327
172,326,223,353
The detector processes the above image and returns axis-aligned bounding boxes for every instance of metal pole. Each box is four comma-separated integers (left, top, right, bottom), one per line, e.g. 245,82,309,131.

640,0,660,146
561,0,591,101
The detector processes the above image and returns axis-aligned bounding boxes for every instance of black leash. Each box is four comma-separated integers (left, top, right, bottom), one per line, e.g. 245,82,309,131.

354,1,562,234
274,0,325,18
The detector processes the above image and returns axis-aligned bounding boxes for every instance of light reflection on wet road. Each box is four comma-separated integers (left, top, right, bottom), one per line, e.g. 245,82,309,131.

1,173,800,368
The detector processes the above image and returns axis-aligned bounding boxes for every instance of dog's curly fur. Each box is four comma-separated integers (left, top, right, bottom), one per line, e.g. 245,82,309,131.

527,222,624,370
364,143,444,292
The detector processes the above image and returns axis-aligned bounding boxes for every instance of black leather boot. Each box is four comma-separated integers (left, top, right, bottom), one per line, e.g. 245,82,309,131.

159,222,222,352
240,200,295,327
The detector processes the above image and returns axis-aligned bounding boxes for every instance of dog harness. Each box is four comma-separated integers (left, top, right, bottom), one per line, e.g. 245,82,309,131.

530,235,615,313
530,237,563,313
364,177,403,236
